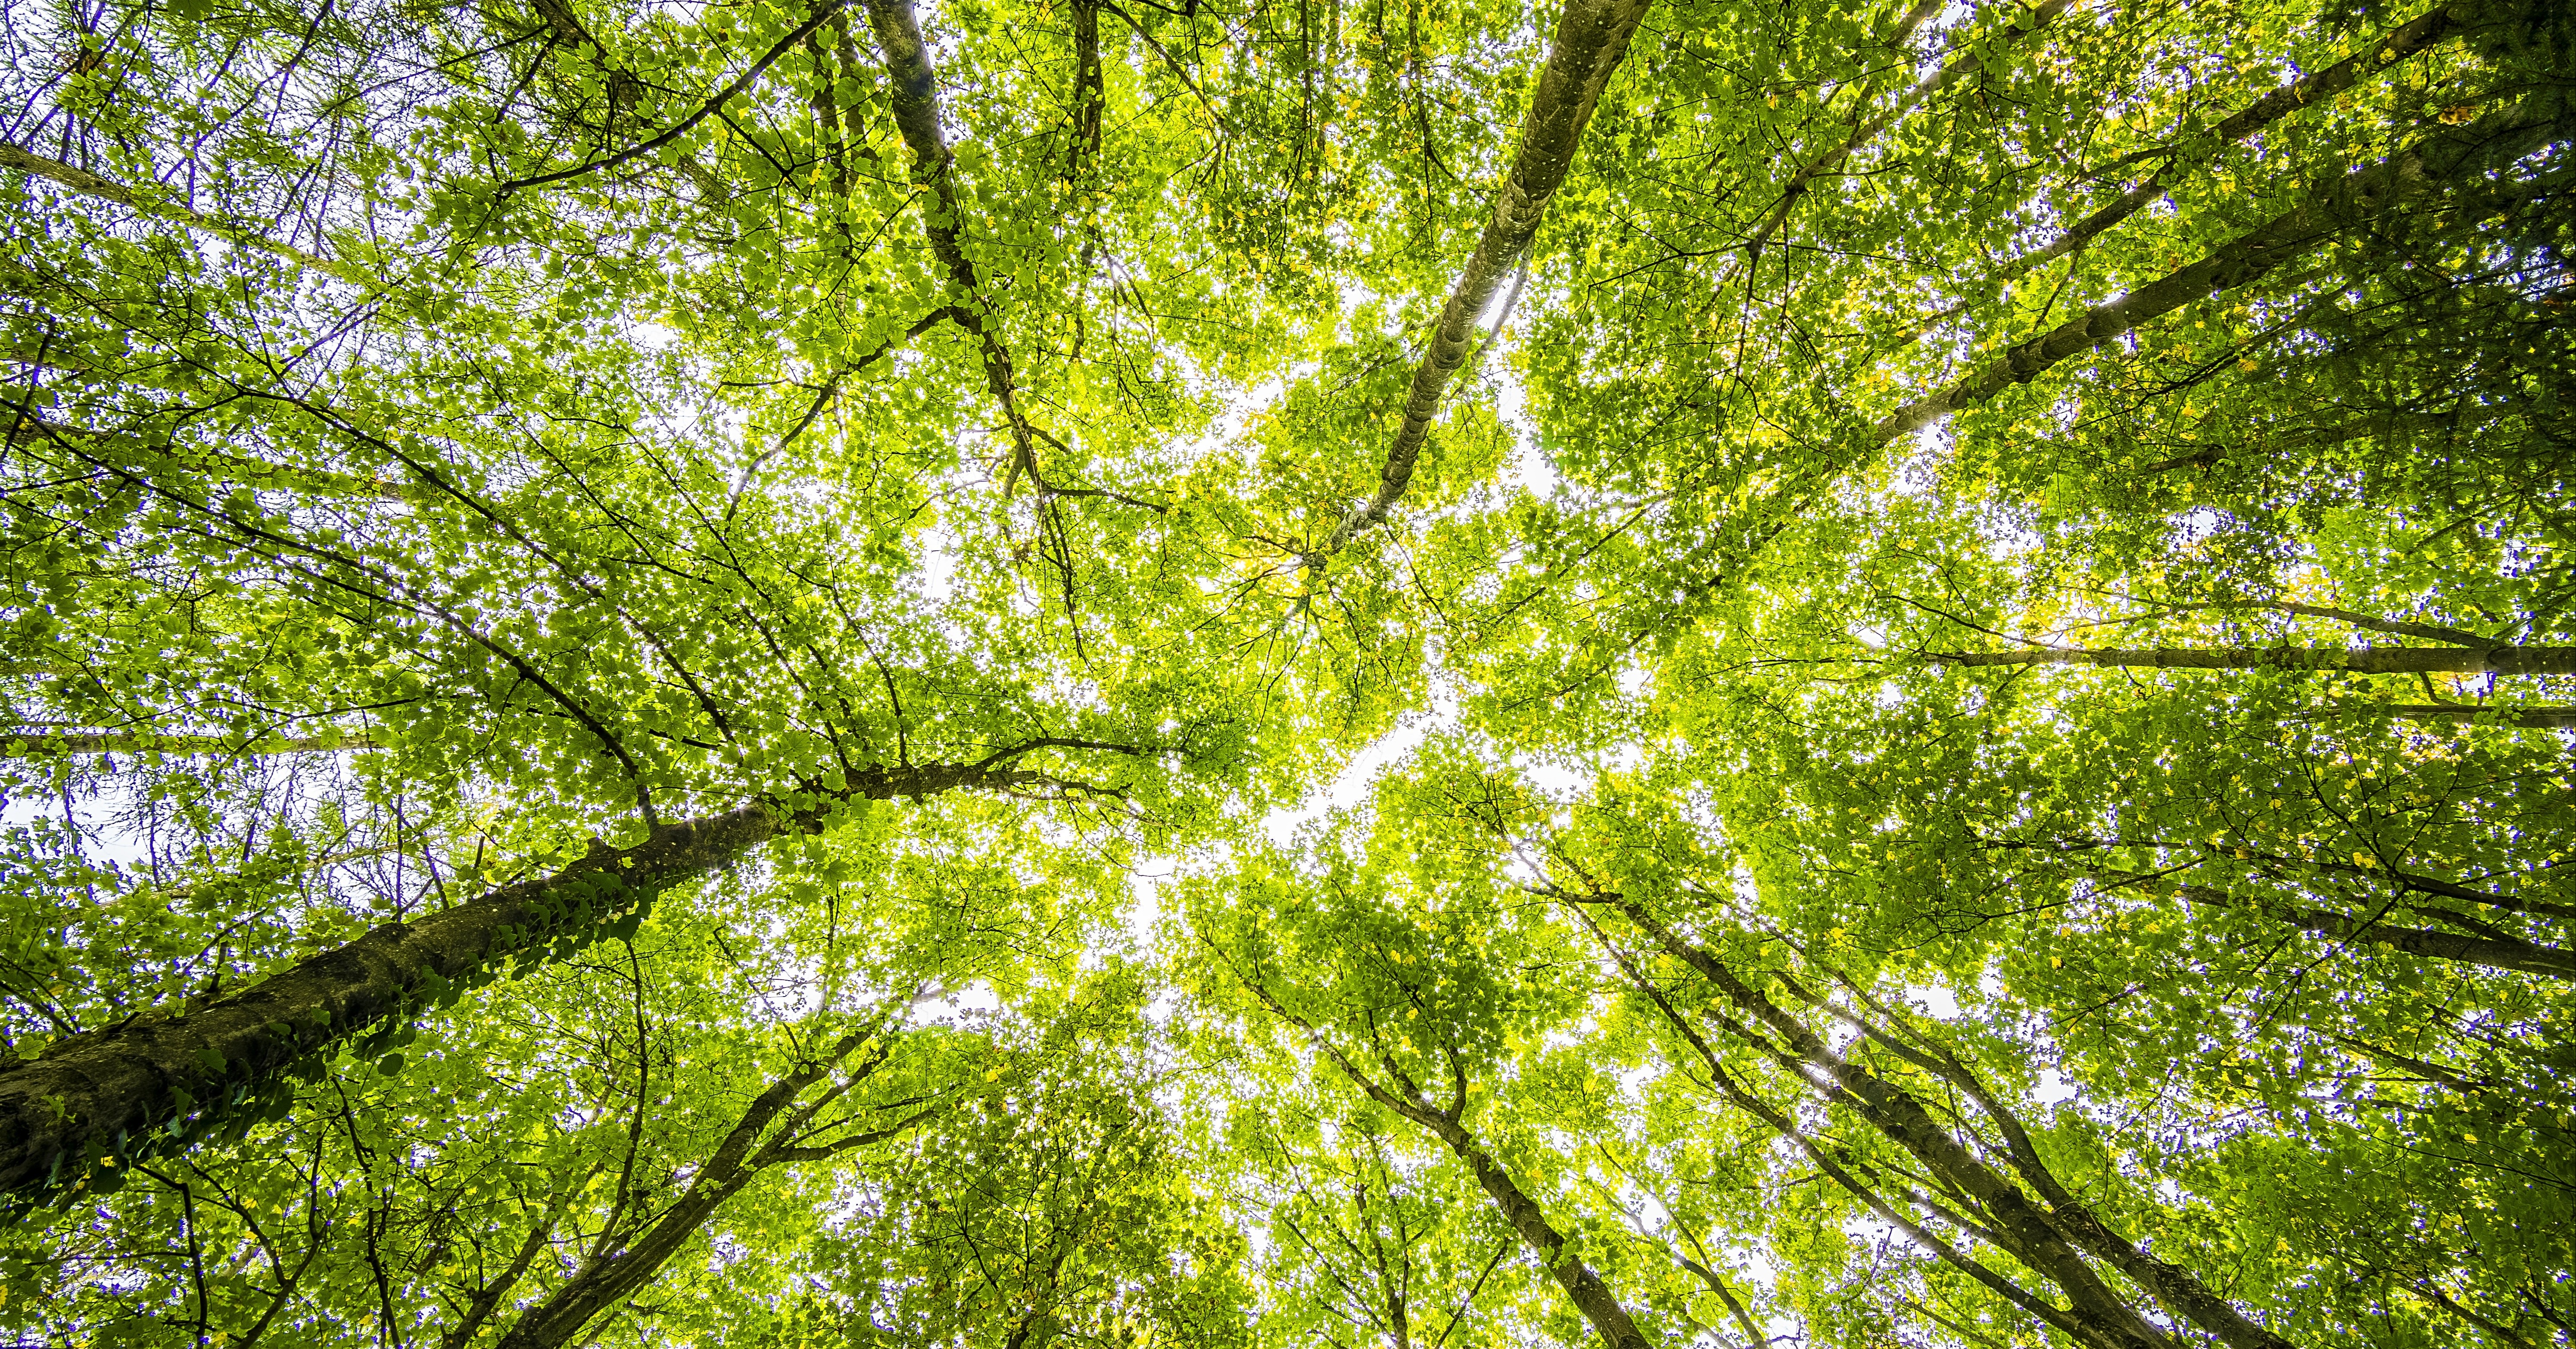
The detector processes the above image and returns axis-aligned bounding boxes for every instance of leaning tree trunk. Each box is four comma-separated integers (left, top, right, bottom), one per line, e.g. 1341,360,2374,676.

1938,645,2576,675
1564,897,2136,1349
490,1028,941,1349
2179,886,2576,981
861,0,1045,482
1955,0,2486,304
1872,98,2575,445
1323,0,1655,554
0,141,370,285
1421,1112,1655,1349
1610,897,2286,1349
0,759,1039,1203
1224,959,1657,1349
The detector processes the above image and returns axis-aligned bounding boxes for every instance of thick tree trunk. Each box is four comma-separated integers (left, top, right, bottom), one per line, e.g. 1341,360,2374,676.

2180,886,2576,981
0,806,769,1202
1939,645,2576,675
1324,0,1655,553
0,759,1040,1200
1425,1116,1655,1349
1872,100,2576,444
1563,901,2124,1349
1065,0,1105,182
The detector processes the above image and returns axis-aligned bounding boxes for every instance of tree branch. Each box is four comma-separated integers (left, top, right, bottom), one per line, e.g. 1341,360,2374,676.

494,0,854,194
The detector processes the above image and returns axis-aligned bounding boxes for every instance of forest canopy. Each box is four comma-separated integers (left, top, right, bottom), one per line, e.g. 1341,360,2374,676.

0,0,2570,1342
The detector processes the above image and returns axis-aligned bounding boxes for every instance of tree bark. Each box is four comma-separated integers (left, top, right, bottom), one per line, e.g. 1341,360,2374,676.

808,26,853,201
1937,645,2576,675
1872,100,2576,445
1428,1115,1655,1349
0,758,1048,1200
1560,901,2123,1349
1215,947,1657,1349
1958,1,2483,302
440,1215,559,1349
1811,975,2300,1349
1610,898,2258,1349
0,142,371,286
861,0,1046,485
2179,886,2576,981
1323,0,1655,554
1065,0,1106,183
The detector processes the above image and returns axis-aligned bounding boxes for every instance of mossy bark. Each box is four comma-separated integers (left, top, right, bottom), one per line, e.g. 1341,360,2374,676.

0,759,1046,1200
0,806,774,1201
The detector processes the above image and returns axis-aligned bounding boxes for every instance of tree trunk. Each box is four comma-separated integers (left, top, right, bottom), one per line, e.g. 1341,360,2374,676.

861,0,1044,482
1427,1116,1656,1349
0,759,1042,1201
1,731,373,757
440,1216,559,1349
1324,0,1655,554
1065,0,1105,182
0,142,369,285
1957,1,2481,302
490,1028,935,1349
1221,956,1658,1349
1938,646,2576,675
2179,886,2576,981
1564,901,2127,1349
1610,898,2279,1349
1872,100,2575,444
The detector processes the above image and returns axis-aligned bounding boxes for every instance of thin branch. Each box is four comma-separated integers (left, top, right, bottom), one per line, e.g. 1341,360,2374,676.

494,1,854,194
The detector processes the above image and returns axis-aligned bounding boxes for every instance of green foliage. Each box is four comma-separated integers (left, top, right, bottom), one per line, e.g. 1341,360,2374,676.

2,0,2570,1342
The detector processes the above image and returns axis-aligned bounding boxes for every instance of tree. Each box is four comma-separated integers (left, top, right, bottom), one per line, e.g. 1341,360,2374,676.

4,0,2571,1342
